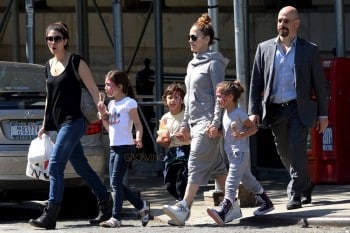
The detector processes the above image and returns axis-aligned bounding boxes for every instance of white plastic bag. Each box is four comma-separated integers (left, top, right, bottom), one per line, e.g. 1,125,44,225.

26,160,50,181
27,134,54,164
26,134,53,181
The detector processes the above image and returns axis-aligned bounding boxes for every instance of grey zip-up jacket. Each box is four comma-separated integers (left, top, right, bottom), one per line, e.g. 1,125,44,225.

181,50,229,129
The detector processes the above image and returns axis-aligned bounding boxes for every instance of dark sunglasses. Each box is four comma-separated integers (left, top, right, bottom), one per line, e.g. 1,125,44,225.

277,18,298,24
46,35,63,43
188,35,203,41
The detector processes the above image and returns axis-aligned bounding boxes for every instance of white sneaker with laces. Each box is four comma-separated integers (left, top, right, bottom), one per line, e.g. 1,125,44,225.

207,199,242,226
162,201,189,226
225,200,242,223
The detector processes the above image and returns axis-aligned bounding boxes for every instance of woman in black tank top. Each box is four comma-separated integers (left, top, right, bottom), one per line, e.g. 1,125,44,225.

29,22,110,230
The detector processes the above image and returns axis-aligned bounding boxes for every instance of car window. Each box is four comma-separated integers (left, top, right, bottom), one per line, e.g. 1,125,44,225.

0,62,45,93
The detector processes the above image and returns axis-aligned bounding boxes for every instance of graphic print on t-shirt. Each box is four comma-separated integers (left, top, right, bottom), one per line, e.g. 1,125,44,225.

109,111,120,125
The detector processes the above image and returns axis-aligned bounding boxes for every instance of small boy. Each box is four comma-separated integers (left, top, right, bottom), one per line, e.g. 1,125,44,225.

157,83,191,201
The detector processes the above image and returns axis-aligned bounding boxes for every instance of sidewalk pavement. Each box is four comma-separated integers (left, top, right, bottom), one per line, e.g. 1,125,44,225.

124,174,350,227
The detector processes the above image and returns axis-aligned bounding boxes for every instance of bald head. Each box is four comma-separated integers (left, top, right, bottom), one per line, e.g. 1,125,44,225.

279,6,299,20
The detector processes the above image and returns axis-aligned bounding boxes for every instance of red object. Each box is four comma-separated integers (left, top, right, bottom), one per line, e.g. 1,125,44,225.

307,58,350,184
85,121,102,135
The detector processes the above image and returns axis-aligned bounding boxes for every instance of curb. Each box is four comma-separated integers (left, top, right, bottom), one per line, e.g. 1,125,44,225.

302,216,350,227
240,214,350,227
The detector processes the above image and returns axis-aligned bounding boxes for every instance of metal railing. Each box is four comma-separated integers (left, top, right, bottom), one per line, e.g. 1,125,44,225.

136,97,163,154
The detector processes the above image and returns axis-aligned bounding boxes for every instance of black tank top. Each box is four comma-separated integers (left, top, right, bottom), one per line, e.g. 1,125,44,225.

44,54,83,131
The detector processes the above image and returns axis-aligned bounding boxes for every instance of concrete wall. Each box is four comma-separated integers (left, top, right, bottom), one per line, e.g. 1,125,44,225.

0,1,349,85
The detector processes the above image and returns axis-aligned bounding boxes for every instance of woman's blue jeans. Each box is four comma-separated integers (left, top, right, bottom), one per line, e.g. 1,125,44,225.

48,116,108,204
109,145,143,220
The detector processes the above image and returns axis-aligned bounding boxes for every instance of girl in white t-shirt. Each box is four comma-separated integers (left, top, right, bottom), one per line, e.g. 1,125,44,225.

97,70,150,228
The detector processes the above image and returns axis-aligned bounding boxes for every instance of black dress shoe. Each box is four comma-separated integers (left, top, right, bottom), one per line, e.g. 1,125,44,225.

301,182,315,205
287,196,302,210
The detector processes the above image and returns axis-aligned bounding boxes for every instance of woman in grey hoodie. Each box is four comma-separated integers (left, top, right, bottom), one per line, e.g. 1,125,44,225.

162,13,229,226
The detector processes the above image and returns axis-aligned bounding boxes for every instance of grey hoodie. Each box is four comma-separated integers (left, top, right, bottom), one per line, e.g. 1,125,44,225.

182,50,229,129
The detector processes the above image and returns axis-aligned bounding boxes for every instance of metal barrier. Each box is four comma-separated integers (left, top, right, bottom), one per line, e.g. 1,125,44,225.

136,98,163,154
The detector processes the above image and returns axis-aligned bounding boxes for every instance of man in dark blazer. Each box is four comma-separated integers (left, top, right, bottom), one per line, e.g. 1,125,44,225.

248,6,329,210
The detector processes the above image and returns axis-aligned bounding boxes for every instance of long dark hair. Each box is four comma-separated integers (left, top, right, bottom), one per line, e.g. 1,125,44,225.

105,70,136,99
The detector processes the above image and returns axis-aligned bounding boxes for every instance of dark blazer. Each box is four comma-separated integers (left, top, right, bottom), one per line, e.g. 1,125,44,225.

248,36,328,128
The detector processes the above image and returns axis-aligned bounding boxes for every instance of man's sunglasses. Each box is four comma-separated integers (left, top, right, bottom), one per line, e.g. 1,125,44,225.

188,35,204,42
276,18,298,24
46,35,63,43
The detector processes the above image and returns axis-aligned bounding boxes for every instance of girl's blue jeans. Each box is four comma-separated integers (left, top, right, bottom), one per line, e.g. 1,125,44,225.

48,116,108,204
109,145,143,220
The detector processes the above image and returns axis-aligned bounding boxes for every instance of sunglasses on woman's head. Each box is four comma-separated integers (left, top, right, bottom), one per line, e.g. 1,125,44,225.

46,35,63,43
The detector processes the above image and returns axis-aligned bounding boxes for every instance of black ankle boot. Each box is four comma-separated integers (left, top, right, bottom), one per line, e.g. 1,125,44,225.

29,202,60,229
89,195,112,225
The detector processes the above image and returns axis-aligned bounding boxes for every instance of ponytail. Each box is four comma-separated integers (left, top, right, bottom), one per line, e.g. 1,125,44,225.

127,85,136,99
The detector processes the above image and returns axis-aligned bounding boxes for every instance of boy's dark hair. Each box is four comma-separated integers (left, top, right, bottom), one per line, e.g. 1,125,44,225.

162,83,186,110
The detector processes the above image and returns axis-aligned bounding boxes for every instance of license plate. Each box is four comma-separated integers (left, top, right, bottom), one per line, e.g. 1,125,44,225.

10,121,42,140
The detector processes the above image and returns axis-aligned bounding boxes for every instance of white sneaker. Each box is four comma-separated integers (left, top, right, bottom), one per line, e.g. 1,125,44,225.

99,217,121,228
225,200,242,223
207,199,242,226
162,201,189,226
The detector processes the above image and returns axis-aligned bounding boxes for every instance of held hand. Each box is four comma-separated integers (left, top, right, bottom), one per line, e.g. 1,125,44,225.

230,121,242,139
175,127,190,141
207,123,218,138
37,127,47,139
316,118,329,133
232,132,243,140
249,115,260,126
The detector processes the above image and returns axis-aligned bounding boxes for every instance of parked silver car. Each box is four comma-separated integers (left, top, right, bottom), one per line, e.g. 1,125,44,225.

0,61,108,194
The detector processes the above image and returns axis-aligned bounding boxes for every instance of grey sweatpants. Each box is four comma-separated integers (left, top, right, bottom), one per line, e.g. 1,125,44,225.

225,151,263,202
